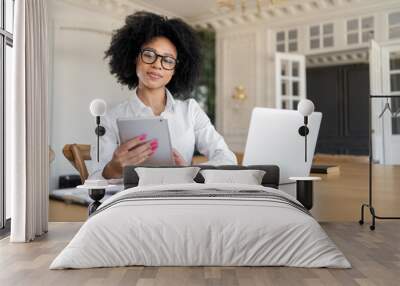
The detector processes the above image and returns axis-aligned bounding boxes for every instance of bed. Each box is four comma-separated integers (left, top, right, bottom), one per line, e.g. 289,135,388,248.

50,165,350,269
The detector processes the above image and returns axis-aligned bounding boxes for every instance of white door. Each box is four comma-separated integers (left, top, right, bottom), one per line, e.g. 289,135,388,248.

275,53,306,110
382,45,400,164
370,40,400,164
369,40,385,163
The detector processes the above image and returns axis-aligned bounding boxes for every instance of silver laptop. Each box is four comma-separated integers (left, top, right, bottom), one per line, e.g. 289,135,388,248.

242,108,322,184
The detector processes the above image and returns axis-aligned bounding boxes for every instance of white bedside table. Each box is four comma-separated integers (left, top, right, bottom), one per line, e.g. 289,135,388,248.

289,177,321,210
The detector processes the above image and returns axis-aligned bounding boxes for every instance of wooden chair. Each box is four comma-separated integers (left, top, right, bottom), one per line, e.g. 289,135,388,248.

63,144,91,184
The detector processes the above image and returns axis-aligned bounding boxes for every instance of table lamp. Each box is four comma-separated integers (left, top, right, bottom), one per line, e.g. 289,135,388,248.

297,99,315,162
82,99,108,215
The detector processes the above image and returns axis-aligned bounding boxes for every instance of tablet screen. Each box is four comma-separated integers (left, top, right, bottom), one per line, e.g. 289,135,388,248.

117,117,175,166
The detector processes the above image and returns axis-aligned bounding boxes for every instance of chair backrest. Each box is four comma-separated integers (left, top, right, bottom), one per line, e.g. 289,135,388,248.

63,144,91,184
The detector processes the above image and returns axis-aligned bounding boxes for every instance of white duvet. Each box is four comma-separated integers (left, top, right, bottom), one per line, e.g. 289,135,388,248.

50,183,351,269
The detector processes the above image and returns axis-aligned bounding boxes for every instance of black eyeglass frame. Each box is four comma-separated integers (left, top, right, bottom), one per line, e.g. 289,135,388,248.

140,48,178,70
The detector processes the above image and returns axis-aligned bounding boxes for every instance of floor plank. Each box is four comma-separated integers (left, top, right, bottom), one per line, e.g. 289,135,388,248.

1,221,400,286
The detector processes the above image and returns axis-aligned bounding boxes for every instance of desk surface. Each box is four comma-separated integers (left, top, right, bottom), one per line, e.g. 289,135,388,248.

289,177,321,181
192,153,243,165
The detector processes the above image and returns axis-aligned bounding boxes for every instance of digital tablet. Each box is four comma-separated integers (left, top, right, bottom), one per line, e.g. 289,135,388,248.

116,117,175,166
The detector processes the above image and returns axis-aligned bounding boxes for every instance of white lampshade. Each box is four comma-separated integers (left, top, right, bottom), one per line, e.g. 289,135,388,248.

297,99,315,116
89,99,107,117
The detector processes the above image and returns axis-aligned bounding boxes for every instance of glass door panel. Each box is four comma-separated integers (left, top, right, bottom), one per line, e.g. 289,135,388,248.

275,52,306,110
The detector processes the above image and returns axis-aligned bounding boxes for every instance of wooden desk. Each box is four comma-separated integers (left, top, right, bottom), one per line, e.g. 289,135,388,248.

192,153,243,165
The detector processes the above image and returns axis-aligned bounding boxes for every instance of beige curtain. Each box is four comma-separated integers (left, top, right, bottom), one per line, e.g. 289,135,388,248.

9,0,49,242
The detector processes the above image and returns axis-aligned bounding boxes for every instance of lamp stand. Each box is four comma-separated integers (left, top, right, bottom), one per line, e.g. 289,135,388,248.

298,116,309,162
88,188,106,215
94,116,106,162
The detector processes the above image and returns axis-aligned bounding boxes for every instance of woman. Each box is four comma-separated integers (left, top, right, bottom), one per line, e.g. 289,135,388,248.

91,11,237,179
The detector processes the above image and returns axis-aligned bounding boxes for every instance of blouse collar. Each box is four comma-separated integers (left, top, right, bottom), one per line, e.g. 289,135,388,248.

129,87,176,116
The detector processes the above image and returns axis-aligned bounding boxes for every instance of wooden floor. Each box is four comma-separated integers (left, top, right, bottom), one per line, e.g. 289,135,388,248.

5,156,397,285
311,159,400,222
1,221,400,286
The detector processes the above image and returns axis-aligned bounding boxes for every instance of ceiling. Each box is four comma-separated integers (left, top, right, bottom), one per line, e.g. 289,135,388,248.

129,0,219,20
60,0,391,29
129,0,303,24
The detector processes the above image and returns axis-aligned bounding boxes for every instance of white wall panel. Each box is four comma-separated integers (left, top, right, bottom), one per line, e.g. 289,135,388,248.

48,1,131,191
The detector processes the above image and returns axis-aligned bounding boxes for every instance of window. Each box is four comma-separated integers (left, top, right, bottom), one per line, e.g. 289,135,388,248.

5,0,12,33
276,29,298,53
390,52,400,135
288,30,298,52
388,11,400,39
309,23,334,50
346,16,374,45
276,31,285,52
1,0,14,231
275,53,305,110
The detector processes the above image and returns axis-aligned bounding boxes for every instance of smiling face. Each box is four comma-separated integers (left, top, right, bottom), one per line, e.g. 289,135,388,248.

136,36,177,91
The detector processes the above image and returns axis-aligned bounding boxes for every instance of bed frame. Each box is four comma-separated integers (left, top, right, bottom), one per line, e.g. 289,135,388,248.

123,165,314,211
88,165,316,215
87,165,276,215
123,165,280,189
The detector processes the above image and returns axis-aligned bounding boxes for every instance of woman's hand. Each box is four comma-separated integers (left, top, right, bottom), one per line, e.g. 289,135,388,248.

102,134,157,179
172,148,188,166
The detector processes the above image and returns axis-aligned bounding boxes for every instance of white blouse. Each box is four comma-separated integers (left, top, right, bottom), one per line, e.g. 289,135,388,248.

89,88,237,179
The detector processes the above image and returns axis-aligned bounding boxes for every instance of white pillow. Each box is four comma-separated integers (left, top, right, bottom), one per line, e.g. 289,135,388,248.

135,167,201,186
200,169,266,185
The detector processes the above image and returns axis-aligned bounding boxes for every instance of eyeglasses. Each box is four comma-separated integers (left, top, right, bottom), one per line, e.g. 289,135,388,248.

140,49,178,70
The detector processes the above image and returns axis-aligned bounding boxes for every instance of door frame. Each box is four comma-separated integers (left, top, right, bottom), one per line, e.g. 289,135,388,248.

370,39,400,164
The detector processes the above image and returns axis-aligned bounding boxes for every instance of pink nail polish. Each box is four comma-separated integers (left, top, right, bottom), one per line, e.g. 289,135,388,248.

151,145,158,151
138,134,147,141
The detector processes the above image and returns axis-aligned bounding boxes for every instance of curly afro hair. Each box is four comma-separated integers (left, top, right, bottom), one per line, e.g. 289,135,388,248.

105,11,202,98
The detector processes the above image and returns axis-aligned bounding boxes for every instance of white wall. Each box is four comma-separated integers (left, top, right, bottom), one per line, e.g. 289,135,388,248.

215,1,400,154
216,24,274,152
48,1,132,191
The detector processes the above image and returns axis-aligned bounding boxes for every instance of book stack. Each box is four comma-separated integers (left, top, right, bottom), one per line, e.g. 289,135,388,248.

311,165,340,175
